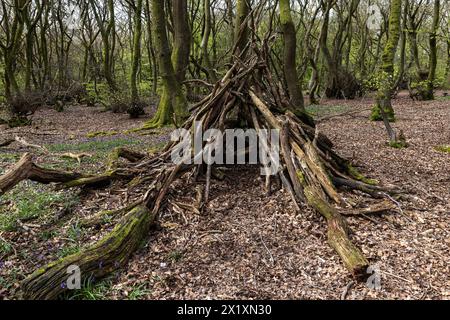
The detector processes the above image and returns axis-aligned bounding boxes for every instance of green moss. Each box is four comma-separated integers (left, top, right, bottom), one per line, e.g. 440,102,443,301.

370,105,396,122
389,140,408,149
435,145,450,153
347,164,378,185
296,170,305,184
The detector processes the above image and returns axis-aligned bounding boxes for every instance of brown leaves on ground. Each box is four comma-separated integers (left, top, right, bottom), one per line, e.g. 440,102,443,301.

0,93,449,299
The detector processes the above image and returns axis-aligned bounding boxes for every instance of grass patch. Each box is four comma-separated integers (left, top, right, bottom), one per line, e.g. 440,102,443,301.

0,182,79,232
46,138,140,154
436,95,450,101
306,104,351,118
128,283,151,300
64,277,114,300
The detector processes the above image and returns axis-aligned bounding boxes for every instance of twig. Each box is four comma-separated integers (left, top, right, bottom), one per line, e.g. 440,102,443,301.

259,233,275,267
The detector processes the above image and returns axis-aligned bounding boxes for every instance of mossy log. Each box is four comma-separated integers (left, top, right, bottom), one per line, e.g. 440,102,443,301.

22,205,155,299
304,186,368,277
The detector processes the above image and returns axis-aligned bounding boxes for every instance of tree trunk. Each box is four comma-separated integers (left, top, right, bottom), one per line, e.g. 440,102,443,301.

201,0,217,82
371,0,403,145
130,0,143,104
424,0,440,100
234,0,250,53
172,0,191,84
279,0,305,114
142,0,188,129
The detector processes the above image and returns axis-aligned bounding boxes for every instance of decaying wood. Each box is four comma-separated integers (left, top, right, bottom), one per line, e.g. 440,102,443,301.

0,138,14,147
22,205,156,299
0,154,81,196
61,152,92,164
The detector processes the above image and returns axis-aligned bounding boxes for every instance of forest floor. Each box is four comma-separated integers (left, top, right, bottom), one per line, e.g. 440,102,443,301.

0,91,449,300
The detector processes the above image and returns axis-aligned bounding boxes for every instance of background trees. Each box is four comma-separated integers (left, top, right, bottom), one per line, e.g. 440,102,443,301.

0,0,447,126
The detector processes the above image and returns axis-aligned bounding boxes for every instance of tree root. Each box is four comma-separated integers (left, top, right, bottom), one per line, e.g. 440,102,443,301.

0,153,82,196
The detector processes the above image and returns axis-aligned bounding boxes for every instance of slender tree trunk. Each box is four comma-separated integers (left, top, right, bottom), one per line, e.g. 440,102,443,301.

279,0,305,114
131,0,143,103
225,0,234,47
234,0,250,53
172,0,191,84
145,0,158,96
424,0,440,100
372,0,403,145
201,0,217,82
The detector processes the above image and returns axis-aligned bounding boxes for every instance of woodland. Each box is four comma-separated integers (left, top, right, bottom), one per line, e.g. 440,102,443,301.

0,0,449,300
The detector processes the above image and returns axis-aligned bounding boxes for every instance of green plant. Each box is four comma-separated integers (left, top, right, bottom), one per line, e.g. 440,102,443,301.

65,277,113,300
128,283,151,300
0,183,79,232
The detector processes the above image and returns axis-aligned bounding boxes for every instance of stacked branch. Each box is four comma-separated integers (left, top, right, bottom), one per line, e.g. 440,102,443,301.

0,37,398,299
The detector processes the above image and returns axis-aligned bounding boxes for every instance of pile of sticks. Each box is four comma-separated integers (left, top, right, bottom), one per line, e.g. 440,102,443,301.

0,38,399,300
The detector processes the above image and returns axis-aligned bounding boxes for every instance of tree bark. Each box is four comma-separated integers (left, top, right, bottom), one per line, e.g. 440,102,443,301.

279,0,305,113
142,0,188,128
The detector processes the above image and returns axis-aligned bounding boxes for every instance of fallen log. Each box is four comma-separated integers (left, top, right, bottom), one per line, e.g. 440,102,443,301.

22,205,155,299
0,154,82,196
304,186,368,277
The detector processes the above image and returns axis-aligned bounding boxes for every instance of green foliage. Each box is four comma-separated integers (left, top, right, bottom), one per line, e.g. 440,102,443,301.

0,266,24,291
167,250,183,262
362,73,383,91
128,283,151,300
65,277,114,300
57,244,81,258
0,237,13,255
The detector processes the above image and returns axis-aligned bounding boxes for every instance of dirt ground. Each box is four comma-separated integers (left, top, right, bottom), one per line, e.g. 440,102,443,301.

0,92,449,300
